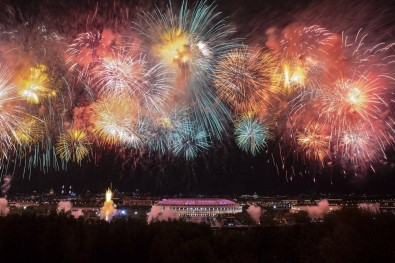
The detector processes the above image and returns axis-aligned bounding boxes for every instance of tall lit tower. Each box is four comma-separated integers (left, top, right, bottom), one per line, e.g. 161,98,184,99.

105,188,112,203
100,188,117,221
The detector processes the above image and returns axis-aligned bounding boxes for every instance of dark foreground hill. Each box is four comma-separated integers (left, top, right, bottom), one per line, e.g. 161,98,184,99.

0,209,395,263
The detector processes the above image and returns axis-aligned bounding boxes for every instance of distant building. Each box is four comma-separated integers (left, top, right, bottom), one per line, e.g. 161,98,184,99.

122,197,155,206
289,205,341,214
156,198,242,218
8,202,40,208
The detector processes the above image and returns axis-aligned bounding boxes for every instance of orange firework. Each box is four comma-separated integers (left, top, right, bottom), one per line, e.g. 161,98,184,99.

156,28,192,67
90,49,173,112
270,60,306,95
66,29,121,80
14,117,43,145
91,95,143,148
18,64,57,104
279,25,337,60
0,63,26,157
297,122,331,163
337,124,380,169
320,74,386,130
214,48,275,113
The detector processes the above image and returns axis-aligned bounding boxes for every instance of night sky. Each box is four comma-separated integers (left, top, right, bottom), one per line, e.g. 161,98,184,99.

2,0,395,195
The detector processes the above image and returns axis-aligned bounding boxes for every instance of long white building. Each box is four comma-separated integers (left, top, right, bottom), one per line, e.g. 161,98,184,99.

157,198,242,217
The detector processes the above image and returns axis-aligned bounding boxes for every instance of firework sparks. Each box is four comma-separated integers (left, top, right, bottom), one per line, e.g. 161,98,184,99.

170,124,210,160
56,129,91,163
66,29,120,79
14,117,43,145
91,95,143,148
214,47,275,113
297,122,331,162
135,0,239,139
90,49,174,112
0,1,394,178
0,64,25,157
234,113,272,156
18,64,57,104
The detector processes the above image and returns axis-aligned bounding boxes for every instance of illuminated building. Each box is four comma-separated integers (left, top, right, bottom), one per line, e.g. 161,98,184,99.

289,204,341,214
156,198,242,217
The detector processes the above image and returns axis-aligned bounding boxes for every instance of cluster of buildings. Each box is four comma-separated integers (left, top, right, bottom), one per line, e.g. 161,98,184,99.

4,189,395,224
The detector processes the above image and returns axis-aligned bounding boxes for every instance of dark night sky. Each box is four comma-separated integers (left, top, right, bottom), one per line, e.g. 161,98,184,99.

2,0,395,195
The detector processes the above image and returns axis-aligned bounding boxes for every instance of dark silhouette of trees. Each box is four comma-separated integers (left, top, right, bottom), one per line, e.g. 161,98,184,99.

0,208,395,262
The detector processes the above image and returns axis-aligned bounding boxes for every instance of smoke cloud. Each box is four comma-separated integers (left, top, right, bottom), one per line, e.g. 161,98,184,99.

100,200,117,221
57,201,84,218
71,209,84,218
147,205,161,224
247,205,262,224
57,201,72,213
358,203,380,213
1,175,13,196
147,205,179,224
0,198,10,216
307,199,330,219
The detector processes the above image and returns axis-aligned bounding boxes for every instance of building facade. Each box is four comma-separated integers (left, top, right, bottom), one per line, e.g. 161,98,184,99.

157,198,242,217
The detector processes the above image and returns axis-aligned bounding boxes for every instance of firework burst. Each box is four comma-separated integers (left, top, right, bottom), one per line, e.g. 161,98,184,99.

214,47,275,113
144,116,173,155
320,75,387,129
279,25,336,61
170,124,210,161
91,95,144,148
14,117,44,146
0,64,25,157
234,113,272,156
135,0,240,139
56,129,91,163
296,122,331,163
18,64,57,104
0,0,394,177
90,49,174,112
66,29,120,79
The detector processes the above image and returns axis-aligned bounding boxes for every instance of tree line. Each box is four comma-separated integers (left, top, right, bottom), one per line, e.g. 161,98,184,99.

0,208,394,262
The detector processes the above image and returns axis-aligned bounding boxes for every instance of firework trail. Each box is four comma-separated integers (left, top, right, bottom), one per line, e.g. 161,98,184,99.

307,30,395,171
144,115,175,156
296,121,331,163
0,6,74,175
